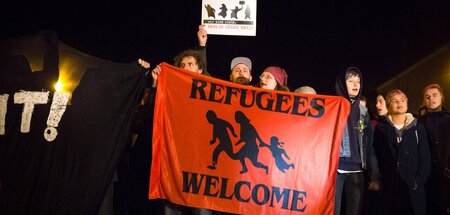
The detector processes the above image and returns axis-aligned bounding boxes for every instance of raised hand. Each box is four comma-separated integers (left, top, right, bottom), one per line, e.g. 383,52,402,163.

197,25,208,47
138,58,151,69
150,64,162,88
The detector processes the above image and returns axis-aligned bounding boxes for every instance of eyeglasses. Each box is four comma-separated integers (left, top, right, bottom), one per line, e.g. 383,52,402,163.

259,74,274,80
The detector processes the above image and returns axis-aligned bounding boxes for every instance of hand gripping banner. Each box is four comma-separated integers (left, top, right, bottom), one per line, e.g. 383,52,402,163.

150,63,350,214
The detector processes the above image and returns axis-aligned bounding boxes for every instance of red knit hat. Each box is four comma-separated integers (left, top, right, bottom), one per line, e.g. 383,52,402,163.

263,66,288,86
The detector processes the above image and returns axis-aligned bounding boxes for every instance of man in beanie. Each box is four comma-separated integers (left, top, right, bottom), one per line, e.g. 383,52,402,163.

257,66,289,91
229,57,252,85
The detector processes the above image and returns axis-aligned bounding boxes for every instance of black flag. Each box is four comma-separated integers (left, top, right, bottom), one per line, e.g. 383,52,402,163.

0,33,146,214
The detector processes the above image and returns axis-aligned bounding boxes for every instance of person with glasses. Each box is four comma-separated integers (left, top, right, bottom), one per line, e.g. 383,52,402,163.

257,66,289,91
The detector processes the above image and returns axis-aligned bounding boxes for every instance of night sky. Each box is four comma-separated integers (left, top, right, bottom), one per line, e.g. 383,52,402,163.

2,1,450,97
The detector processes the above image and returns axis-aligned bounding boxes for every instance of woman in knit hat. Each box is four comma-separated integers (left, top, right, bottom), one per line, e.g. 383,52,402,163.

257,66,290,91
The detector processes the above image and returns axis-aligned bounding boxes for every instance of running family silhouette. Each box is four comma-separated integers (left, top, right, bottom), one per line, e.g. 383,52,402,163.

206,110,295,175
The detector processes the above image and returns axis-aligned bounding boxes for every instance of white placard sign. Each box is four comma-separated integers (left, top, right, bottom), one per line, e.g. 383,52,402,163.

201,0,257,36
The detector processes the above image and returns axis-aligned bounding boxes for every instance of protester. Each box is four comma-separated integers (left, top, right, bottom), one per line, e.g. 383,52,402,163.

334,67,380,215
370,94,388,132
257,66,289,91
375,94,388,118
229,56,252,85
130,26,213,215
360,95,382,215
196,25,252,88
294,86,317,95
418,84,450,215
373,89,431,215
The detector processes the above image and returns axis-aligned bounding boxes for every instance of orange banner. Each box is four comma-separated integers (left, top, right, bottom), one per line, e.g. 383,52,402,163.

150,63,350,214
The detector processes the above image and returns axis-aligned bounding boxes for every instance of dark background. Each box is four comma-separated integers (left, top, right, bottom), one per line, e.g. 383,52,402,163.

2,1,450,97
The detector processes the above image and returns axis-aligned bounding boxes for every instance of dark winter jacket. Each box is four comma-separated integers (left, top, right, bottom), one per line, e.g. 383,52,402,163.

373,113,431,214
418,109,450,214
418,109,450,176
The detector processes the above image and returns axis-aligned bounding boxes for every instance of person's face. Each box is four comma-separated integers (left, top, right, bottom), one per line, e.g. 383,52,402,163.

230,64,252,84
259,72,277,90
346,75,360,98
388,94,408,115
376,95,388,116
180,56,202,74
359,100,367,108
424,88,443,111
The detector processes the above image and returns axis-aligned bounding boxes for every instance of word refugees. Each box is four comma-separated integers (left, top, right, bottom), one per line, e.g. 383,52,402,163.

190,79,325,118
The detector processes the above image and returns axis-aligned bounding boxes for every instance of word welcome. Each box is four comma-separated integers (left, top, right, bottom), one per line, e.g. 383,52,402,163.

182,171,307,212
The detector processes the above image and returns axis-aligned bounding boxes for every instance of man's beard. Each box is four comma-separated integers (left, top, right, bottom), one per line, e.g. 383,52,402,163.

234,76,251,85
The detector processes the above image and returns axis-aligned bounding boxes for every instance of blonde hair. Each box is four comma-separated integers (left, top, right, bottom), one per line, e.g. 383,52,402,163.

385,89,408,106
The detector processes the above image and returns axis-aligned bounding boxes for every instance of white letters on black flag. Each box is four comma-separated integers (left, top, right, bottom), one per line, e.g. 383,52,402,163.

201,0,257,36
44,92,69,141
1,91,69,141
0,94,8,135
14,91,49,133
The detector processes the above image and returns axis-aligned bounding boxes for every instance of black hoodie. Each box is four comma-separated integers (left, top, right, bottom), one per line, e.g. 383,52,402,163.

335,67,363,171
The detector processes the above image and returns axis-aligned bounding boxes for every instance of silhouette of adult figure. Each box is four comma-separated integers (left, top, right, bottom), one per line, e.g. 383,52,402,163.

205,4,216,18
260,136,295,173
234,111,269,174
230,6,243,19
206,110,238,170
218,4,228,18
245,5,251,19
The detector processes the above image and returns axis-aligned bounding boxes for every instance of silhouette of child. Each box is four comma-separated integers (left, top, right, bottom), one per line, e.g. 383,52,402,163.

260,136,295,173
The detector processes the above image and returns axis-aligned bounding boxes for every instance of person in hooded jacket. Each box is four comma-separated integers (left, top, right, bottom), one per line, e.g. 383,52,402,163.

418,84,450,215
373,89,431,215
334,67,380,215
